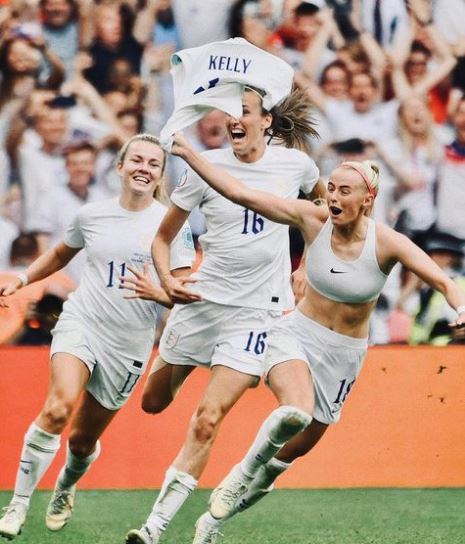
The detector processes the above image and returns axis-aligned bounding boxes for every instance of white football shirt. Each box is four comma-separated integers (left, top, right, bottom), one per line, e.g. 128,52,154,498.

62,198,195,359
170,146,319,310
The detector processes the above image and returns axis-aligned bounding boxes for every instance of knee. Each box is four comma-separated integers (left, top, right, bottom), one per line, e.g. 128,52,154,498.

141,391,171,414
270,405,312,444
68,431,97,459
41,398,74,433
191,405,225,444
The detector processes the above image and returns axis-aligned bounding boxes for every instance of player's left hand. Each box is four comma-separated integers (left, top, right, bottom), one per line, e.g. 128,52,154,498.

120,263,165,301
448,312,465,329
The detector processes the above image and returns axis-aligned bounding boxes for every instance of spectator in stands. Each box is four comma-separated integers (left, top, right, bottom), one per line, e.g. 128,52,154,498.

171,0,233,49
0,35,64,108
360,0,408,48
408,232,465,345
83,2,158,94
18,105,69,231
390,0,456,122
377,96,444,248
228,0,281,54
279,3,340,77
30,142,105,282
304,70,398,146
435,98,465,244
40,0,93,77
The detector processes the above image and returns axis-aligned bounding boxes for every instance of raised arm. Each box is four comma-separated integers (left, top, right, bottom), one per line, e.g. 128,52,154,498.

152,205,201,305
0,242,80,305
171,133,321,229
380,226,465,326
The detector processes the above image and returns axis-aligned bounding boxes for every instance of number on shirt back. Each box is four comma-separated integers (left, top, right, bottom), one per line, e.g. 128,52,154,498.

244,331,268,355
242,208,264,235
106,261,126,288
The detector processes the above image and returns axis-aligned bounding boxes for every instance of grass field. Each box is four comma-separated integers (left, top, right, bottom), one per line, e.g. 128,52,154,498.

1,488,465,544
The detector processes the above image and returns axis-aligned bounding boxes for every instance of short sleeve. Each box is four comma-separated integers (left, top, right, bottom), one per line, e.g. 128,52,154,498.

169,222,196,271
300,156,320,195
170,166,207,212
63,210,85,249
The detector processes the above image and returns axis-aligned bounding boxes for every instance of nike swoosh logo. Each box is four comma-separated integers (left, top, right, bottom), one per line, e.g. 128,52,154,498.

330,268,347,274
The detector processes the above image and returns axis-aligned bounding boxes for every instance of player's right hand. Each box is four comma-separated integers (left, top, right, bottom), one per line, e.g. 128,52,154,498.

162,275,202,305
0,279,21,308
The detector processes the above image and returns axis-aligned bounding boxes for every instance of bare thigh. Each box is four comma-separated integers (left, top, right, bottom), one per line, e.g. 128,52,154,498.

36,353,91,434
141,355,195,413
267,359,315,413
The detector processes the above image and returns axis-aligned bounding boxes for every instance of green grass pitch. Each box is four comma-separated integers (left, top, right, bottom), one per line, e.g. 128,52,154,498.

1,489,465,543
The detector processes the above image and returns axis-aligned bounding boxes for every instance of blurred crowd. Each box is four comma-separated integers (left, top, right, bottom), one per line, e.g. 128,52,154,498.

1,0,465,346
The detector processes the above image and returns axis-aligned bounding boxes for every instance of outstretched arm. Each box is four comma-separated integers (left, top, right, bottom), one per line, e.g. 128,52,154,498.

381,226,465,327
0,242,80,306
171,133,322,229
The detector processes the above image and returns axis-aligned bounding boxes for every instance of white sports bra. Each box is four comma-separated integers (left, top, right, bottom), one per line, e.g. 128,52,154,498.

306,218,388,304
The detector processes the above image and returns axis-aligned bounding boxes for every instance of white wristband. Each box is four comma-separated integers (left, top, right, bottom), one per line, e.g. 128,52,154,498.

17,272,28,287
456,305,465,316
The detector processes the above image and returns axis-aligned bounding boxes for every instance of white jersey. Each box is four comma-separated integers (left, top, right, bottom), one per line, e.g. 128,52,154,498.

62,197,195,360
170,146,319,310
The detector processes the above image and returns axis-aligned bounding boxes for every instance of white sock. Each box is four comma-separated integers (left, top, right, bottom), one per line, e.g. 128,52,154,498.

201,511,223,528
56,441,101,490
236,458,292,513
145,466,197,533
12,423,61,506
240,406,311,478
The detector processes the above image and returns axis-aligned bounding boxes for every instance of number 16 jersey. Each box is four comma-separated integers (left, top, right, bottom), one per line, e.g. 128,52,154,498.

170,145,319,311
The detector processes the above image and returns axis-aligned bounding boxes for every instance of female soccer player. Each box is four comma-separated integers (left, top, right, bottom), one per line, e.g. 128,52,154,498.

0,134,196,540
167,133,465,543
126,87,321,544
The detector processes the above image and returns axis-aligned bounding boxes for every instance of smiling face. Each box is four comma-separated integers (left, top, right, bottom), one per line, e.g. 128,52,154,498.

326,166,373,224
117,139,165,198
226,89,272,162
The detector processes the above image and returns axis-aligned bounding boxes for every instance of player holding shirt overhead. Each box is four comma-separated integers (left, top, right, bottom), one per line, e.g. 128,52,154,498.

126,86,320,544
0,134,195,540
166,134,465,543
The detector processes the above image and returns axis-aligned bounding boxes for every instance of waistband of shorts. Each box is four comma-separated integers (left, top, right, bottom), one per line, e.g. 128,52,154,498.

293,308,368,349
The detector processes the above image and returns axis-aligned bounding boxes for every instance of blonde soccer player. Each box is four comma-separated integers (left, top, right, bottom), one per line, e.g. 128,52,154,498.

0,134,196,540
167,132,465,543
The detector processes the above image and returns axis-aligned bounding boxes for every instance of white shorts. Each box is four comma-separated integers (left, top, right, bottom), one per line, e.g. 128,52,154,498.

159,300,282,377
51,315,152,411
265,309,367,424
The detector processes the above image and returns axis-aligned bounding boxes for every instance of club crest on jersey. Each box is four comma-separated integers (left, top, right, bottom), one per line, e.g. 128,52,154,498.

182,227,194,249
177,169,188,187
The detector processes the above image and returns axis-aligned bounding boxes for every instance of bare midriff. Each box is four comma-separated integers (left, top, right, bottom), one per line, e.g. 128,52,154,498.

297,283,376,339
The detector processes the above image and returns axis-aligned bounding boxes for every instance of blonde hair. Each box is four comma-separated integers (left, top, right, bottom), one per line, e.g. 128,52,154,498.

341,160,380,198
117,133,169,204
398,100,441,163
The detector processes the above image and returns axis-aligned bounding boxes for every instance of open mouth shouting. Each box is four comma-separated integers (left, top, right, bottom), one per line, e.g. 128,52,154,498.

230,128,246,142
329,206,342,216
